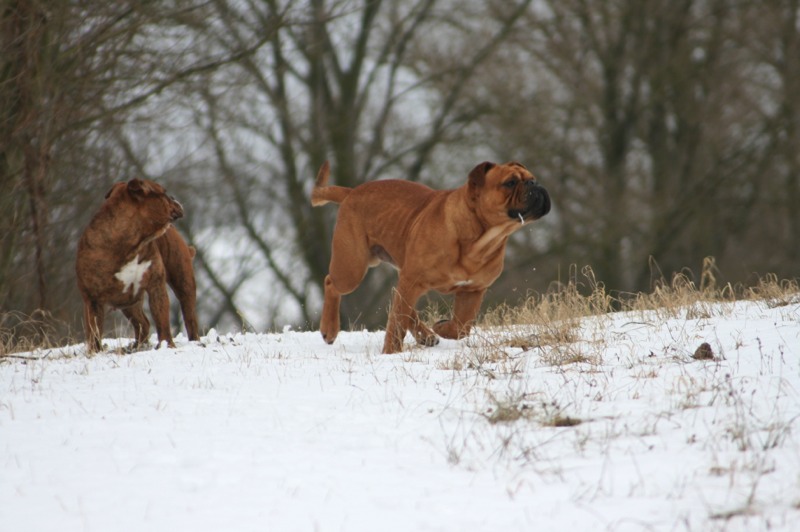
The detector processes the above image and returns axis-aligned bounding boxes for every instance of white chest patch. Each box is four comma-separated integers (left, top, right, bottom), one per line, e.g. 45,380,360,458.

115,255,152,295
454,280,474,287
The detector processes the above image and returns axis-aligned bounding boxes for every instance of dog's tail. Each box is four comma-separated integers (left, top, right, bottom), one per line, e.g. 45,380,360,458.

311,160,351,206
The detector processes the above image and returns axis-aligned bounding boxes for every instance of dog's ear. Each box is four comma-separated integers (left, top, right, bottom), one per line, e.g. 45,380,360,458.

468,162,496,189
127,178,146,198
104,182,125,199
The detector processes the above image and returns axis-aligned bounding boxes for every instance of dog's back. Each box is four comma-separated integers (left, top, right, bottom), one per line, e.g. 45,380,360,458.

311,160,438,211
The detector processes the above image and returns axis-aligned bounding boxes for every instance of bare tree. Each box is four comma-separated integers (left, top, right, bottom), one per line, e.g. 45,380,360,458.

6,0,798,345
0,0,276,341
734,0,800,276
474,0,779,295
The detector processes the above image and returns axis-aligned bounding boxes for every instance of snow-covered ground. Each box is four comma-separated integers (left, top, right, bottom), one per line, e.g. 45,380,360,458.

2,299,799,531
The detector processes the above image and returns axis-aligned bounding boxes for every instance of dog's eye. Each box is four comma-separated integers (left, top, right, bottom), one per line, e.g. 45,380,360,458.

503,179,517,189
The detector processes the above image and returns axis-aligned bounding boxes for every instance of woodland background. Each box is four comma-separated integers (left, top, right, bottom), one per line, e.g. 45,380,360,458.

2,0,799,342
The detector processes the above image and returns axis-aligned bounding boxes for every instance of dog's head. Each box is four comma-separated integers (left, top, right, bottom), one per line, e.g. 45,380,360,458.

104,178,184,235
467,161,551,226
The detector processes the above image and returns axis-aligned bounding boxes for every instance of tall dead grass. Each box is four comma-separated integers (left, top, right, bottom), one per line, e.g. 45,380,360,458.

0,310,77,358
482,257,798,330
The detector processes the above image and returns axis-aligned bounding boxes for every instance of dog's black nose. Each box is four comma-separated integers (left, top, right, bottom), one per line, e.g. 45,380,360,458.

536,186,551,217
525,182,551,218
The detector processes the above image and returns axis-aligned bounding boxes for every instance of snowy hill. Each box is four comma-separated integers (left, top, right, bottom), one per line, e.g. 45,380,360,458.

2,299,799,531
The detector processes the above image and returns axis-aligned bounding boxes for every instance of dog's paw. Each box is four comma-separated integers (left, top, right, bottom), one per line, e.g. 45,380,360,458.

433,319,471,340
414,330,440,347
421,335,440,347
120,341,151,354
433,319,456,339
321,330,337,345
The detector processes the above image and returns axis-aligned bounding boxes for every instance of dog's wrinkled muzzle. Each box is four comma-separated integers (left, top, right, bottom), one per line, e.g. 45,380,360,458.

511,182,551,221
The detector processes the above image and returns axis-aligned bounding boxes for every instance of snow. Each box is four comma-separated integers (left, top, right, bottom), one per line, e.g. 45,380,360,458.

2,299,799,531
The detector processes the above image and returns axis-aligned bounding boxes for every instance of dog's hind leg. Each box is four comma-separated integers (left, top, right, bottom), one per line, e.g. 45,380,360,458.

320,274,343,344
167,274,199,341
177,289,199,341
159,231,200,341
321,260,370,344
147,283,176,348
320,222,371,345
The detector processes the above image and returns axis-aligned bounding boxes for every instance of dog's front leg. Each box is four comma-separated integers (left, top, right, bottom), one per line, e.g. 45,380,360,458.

147,284,175,348
434,289,485,340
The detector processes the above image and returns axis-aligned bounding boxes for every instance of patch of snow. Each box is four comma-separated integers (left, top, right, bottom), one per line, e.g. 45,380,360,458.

2,300,799,531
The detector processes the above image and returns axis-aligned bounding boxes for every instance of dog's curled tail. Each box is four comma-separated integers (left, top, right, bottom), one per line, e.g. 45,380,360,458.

311,160,351,206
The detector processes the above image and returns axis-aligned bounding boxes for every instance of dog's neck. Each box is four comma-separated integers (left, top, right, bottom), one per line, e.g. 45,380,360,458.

447,185,517,268
448,186,492,235
84,204,168,260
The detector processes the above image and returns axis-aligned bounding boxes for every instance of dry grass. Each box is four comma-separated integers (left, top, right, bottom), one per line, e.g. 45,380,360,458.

484,392,583,427
432,258,796,384
745,273,800,308
479,258,798,352
484,259,715,328
483,265,614,328
0,310,77,358
3,257,798,361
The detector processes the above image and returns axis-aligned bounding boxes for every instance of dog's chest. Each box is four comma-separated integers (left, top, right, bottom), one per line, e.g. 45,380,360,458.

115,254,152,296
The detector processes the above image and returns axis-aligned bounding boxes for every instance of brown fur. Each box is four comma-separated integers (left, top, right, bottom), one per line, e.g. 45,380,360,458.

76,178,199,353
313,160,551,354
